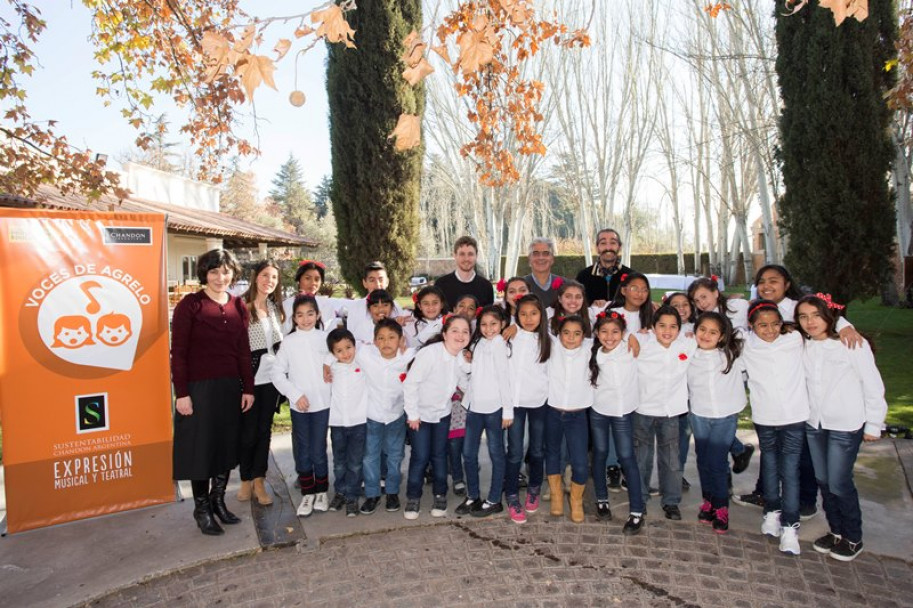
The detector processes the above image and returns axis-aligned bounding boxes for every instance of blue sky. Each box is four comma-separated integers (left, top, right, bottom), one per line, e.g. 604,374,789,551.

9,1,333,196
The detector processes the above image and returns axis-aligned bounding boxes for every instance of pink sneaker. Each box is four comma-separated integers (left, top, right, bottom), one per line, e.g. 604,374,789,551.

525,489,540,514
698,499,715,524
509,501,527,524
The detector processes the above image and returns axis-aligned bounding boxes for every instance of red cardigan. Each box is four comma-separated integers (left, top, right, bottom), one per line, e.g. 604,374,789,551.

170,291,254,399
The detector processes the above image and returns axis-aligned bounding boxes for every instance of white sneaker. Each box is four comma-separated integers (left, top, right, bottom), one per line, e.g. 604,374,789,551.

761,510,782,537
297,495,315,517
779,523,801,555
313,492,329,512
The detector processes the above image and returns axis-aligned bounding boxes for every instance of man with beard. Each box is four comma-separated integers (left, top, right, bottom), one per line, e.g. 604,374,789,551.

575,228,633,309
434,235,495,309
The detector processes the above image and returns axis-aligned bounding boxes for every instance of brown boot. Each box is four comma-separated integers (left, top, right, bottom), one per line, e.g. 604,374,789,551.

236,480,252,502
253,477,273,506
548,474,564,516
570,482,586,523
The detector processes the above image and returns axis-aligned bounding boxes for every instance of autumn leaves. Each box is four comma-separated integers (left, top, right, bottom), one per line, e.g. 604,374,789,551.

387,1,590,187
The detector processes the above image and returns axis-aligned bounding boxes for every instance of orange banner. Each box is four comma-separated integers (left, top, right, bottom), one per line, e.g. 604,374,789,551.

0,209,173,533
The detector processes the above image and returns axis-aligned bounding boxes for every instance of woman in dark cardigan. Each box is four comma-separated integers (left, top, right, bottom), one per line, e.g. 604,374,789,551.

171,249,255,535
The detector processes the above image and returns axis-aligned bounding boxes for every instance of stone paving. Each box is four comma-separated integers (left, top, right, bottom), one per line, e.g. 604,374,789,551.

84,516,913,608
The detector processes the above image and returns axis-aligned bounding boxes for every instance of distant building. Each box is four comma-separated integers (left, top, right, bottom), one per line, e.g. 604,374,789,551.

1,164,315,291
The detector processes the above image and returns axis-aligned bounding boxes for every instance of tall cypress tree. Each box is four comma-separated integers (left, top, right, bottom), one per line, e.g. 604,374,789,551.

775,0,897,304
326,1,424,295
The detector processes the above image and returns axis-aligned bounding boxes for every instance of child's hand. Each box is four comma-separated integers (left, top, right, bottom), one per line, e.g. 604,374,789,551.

838,326,864,349
463,350,473,363
408,419,421,431
502,418,513,429
627,334,641,357
684,331,694,338
637,327,649,334
323,364,333,383
592,299,607,309
501,324,518,340
295,395,310,412
175,396,193,416
395,315,410,326
863,433,880,442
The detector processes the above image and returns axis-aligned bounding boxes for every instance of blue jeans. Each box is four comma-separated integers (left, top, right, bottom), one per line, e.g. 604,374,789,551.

690,412,738,508
755,421,804,526
604,432,619,468
448,436,465,483
505,405,546,496
463,410,506,503
806,424,864,542
752,435,819,507
590,411,645,512
679,413,692,470
544,407,589,484
406,415,450,500
330,424,366,502
633,413,681,506
290,408,329,495
363,415,407,498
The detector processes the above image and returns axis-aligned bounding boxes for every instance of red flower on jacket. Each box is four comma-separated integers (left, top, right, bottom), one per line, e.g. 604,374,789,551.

399,373,407,382
678,353,688,361
355,368,361,373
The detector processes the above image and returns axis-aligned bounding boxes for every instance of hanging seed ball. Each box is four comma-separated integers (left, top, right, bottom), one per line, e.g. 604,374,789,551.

289,90,306,107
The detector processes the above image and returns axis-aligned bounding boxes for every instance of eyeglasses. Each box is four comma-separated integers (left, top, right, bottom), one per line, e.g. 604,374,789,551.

625,287,649,294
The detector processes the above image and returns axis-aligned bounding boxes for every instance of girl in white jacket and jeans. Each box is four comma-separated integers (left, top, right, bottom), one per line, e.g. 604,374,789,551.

796,294,886,562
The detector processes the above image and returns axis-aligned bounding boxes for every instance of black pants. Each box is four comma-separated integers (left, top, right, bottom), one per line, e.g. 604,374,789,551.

239,382,280,480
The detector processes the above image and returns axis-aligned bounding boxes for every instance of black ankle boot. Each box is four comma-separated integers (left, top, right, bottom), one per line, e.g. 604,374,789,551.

191,480,224,536
210,471,241,524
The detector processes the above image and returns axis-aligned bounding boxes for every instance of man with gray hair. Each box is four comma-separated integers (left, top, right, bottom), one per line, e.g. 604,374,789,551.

524,237,564,308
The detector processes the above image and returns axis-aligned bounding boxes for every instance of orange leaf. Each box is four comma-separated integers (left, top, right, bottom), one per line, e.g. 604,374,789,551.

294,25,315,38
235,54,277,100
457,28,495,73
234,23,256,53
388,113,421,150
311,5,357,48
402,29,426,67
403,57,435,85
432,44,451,65
274,38,291,60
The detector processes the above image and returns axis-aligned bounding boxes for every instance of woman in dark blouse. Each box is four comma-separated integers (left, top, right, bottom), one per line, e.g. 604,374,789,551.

171,249,255,535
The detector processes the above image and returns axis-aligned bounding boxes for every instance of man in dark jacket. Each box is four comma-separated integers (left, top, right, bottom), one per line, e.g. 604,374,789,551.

575,228,633,308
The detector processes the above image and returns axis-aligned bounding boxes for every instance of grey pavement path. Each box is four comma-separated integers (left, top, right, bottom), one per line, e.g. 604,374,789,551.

2,431,912,608
86,518,913,608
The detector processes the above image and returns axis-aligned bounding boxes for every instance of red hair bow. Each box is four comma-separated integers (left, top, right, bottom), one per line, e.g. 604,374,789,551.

611,311,623,319
710,274,719,283
620,273,628,283
596,311,606,319
442,313,454,325
496,278,507,293
815,292,846,311
411,292,419,304
551,276,564,290
513,294,524,303
299,259,326,269
475,306,483,317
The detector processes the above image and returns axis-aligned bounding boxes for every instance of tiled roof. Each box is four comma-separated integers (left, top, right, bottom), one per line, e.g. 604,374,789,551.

0,185,317,248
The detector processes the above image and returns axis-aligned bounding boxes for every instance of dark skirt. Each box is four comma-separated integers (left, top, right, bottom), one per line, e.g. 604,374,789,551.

173,377,242,480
